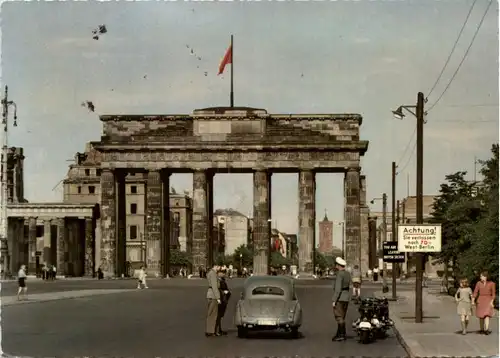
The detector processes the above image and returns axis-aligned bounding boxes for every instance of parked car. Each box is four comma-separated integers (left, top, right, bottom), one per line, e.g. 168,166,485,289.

234,275,302,338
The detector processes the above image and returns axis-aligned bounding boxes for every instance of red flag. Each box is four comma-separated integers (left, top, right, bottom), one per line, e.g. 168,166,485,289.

218,44,232,75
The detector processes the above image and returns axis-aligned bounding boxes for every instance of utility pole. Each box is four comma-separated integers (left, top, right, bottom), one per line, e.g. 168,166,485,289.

391,162,397,300
415,91,425,323
1,86,18,278
382,193,388,290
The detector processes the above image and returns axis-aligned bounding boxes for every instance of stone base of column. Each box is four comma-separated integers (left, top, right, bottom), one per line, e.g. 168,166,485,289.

253,249,269,276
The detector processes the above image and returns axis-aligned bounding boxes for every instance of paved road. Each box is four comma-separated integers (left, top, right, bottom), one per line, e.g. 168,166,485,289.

2,279,408,357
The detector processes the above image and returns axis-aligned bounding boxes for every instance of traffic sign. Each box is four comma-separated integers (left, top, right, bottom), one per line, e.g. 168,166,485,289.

383,241,405,263
397,224,442,252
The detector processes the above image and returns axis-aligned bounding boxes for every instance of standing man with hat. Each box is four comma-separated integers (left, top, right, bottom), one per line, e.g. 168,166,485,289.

332,257,351,341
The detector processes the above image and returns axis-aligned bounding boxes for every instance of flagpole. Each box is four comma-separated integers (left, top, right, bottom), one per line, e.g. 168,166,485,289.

230,34,234,108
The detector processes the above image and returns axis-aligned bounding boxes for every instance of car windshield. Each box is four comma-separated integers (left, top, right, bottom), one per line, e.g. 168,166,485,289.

251,286,285,296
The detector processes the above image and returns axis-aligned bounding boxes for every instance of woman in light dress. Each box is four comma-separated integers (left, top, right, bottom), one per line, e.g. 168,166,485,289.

17,265,28,300
455,278,473,334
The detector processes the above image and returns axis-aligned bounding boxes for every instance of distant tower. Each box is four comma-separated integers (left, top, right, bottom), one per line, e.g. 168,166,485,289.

318,209,333,254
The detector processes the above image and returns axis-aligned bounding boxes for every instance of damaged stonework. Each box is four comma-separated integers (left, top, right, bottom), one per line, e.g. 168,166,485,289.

253,170,271,275
344,168,361,269
145,170,162,275
100,169,116,276
298,170,315,274
192,170,209,274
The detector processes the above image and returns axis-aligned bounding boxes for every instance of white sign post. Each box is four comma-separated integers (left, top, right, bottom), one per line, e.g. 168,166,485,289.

397,224,442,252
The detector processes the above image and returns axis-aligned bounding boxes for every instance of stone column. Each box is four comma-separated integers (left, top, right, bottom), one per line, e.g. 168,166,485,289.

56,218,66,276
116,171,126,277
368,216,378,270
27,217,37,274
253,170,271,275
145,170,162,276
192,170,209,274
43,219,52,265
359,175,370,276
344,168,361,269
298,170,316,275
84,218,94,277
161,171,171,277
206,172,214,268
100,169,116,277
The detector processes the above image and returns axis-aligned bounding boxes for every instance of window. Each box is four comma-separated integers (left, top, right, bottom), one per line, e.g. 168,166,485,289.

88,186,95,194
96,169,102,177
251,286,285,296
77,186,82,194
131,186,137,194
130,203,137,214
85,169,90,176
130,225,137,240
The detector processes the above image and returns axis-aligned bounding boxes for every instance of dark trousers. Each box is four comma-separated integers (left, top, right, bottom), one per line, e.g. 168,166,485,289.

215,302,228,333
334,301,349,324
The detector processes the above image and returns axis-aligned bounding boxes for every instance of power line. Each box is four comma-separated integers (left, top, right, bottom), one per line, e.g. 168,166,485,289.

397,141,417,175
396,127,417,165
426,0,478,99
427,0,493,112
443,103,498,108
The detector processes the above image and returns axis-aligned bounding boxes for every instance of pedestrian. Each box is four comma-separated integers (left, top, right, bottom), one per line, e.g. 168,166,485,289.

41,264,47,281
52,265,57,280
137,266,148,289
367,268,373,282
17,264,28,300
331,257,351,341
97,267,104,280
373,267,379,282
351,265,362,301
422,271,428,287
455,278,473,335
205,264,221,337
215,268,231,336
472,271,496,335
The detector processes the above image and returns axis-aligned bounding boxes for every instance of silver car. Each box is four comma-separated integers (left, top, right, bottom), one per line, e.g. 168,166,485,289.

234,276,302,338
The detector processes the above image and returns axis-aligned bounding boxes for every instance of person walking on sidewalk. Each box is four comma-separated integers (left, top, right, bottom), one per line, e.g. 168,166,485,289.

351,265,362,302
472,271,496,335
455,278,473,335
17,265,28,300
331,257,351,342
137,266,148,289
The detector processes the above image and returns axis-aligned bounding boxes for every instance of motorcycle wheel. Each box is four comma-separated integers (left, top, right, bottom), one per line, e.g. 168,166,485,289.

359,330,371,344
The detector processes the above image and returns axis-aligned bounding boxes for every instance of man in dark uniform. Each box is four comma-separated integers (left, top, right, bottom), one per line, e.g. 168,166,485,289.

332,257,351,341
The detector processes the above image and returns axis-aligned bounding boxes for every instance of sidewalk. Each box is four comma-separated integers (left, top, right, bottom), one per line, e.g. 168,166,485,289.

378,288,499,357
1,289,137,307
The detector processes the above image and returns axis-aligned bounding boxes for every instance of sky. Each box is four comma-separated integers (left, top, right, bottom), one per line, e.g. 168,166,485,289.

1,0,498,248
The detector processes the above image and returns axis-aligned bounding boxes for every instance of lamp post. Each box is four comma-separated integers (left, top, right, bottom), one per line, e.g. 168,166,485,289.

1,86,17,279
392,92,426,323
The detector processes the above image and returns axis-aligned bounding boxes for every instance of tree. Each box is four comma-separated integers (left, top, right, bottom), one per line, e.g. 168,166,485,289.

169,249,191,266
457,144,499,283
270,251,292,267
315,251,329,270
232,244,253,268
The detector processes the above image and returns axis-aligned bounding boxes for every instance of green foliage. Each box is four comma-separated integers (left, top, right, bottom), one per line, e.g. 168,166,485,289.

214,254,233,266
270,251,292,267
431,144,499,283
315,251,328,270
232,244,254,268
169,249,191,266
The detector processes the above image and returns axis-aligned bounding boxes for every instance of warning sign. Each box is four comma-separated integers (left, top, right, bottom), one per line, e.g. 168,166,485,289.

397,224,442,253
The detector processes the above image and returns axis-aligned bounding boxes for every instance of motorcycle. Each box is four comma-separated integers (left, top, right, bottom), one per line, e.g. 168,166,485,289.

352,297,394,344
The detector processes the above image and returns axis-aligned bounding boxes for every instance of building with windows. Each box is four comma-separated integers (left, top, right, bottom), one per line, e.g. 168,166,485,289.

213,209,249,256
318,211,333,254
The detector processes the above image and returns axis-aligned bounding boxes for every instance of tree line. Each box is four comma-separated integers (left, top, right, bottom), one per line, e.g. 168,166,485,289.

430,144,498,286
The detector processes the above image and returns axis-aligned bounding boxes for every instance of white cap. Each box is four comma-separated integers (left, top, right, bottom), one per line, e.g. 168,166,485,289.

335,257,346,267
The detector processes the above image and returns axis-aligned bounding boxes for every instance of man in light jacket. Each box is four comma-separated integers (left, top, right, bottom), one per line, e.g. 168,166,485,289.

205,264,221,337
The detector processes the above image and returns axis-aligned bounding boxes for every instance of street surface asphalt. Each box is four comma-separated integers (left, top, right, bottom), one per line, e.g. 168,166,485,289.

1,278,409,357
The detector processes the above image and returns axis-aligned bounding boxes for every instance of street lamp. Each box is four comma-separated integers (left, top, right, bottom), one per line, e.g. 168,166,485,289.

1,86,17,279
392,92,426,323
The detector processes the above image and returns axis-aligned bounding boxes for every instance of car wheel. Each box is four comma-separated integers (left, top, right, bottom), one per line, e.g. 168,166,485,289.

291,327,299,339
237,326,247,338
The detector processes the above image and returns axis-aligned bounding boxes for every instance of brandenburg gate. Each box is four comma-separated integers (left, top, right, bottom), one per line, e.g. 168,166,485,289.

93,107,369,277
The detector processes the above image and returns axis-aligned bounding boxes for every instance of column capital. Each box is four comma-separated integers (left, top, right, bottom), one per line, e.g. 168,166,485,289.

346,167,361,173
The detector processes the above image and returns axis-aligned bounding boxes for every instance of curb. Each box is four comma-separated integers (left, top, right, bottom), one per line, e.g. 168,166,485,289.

391,323,415,358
